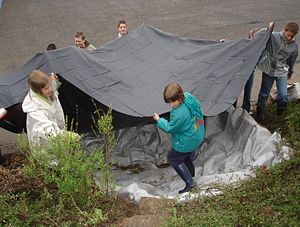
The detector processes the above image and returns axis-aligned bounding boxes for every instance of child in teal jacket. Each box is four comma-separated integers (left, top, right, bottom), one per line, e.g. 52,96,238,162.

153,83,205,194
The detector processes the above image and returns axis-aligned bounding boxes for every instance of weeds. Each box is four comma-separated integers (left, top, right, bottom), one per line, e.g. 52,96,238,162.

0,108,118,226
93,108,116,194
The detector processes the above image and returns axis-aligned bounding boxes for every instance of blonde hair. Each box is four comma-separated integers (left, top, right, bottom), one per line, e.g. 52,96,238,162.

163,83,184,103
28,70,50,96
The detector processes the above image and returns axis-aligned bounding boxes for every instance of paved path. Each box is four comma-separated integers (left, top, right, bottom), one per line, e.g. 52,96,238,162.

0,0,299,154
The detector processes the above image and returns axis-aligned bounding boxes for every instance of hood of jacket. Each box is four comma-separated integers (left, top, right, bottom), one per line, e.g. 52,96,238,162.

183,92,203,119
22,89,52,113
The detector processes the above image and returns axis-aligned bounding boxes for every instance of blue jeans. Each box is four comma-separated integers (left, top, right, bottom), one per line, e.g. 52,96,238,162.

167,148,195,167
233,71,254,112
241,71,254,112
167,148,196,177
257,72,288,109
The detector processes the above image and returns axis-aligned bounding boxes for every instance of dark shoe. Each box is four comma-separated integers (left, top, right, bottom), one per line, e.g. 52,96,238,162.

178,183,196,194
173,163,196,194
255,105,265,122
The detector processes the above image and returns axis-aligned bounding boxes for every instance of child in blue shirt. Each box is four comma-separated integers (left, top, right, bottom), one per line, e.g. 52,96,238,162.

153,83,205,194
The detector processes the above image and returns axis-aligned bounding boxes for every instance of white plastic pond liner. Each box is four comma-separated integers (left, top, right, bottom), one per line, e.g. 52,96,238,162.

109,107,290,203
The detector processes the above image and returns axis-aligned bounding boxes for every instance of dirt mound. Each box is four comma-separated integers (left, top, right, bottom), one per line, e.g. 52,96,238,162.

0,153,45,194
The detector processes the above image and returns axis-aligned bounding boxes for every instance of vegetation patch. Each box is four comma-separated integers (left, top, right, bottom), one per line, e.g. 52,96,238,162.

0,108,139,226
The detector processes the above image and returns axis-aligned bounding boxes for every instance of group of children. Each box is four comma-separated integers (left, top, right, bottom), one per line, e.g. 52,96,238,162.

1,21,298,195
73,20,128,51
0,18,201,194
22,67,204,194
43,20,129,53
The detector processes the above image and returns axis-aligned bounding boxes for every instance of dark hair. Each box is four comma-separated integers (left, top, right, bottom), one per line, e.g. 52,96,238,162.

28,70,50,96
46,43,57,51
163,83,184,103
118,20,127,28
75,31,90,46
284,22,299,35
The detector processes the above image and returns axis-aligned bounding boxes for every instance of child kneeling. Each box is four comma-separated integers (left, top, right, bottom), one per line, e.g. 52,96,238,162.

153,83,205,194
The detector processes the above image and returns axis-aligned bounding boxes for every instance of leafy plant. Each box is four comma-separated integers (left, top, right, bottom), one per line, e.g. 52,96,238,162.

94,108,116,194
2,107,118,225
17,132,30,154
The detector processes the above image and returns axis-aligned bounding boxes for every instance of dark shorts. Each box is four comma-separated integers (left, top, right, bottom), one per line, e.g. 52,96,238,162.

167,148,195,166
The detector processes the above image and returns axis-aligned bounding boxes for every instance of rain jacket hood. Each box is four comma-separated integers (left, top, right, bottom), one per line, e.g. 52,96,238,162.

184,92,203,120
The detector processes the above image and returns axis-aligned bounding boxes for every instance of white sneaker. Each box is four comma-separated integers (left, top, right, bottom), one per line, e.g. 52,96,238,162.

0,108,7,119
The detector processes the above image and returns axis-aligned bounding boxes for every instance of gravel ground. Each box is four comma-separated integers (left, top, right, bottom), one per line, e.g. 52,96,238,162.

0,0,300,154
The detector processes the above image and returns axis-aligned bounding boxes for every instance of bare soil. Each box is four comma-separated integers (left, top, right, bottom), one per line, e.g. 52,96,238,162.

0,152,140,226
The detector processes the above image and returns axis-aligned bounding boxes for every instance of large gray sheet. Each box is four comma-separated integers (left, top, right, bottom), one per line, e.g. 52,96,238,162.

0,24,272,118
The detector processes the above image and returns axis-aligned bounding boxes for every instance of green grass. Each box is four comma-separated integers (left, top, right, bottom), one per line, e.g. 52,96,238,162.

163,101,300,226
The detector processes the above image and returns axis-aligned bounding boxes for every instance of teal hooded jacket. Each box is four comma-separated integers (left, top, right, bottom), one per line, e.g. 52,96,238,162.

157,92,205,152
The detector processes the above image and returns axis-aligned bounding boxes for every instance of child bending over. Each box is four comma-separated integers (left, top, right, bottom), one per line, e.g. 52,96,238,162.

153,83,205,194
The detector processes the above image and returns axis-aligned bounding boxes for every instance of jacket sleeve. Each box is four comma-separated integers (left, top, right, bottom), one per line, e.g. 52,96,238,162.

287,48,298,75
157,111,185,133
28,109,64,139
54,98,66,130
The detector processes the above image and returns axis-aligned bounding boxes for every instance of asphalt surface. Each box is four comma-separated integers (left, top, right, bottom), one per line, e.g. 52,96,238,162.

0,0,300,154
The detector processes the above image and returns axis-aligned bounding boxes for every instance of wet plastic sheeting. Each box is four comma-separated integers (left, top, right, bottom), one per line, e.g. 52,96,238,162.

110,107,290,202
113,124,170,167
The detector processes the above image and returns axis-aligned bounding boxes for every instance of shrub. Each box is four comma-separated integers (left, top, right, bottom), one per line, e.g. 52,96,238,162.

1,108,116,225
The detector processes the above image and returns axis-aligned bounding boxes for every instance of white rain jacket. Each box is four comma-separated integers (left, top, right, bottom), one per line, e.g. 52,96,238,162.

22,88,66,148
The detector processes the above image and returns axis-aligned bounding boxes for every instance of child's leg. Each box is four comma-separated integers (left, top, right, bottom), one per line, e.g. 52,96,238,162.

167,148,182,167
167,149,196,194
183,152,195,177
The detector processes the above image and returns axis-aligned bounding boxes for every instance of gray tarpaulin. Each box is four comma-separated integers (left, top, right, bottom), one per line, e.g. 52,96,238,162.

0,24,272,117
